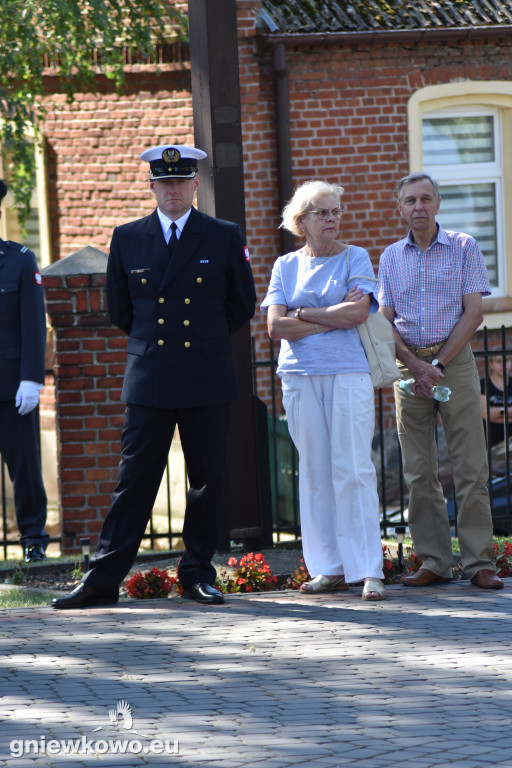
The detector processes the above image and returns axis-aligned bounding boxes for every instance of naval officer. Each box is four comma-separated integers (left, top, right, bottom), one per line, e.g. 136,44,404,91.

0,179,49,562
53,144,256,608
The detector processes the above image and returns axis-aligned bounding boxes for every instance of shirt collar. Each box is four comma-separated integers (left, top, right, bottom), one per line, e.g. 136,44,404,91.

406,222,447,248
156,207,192,239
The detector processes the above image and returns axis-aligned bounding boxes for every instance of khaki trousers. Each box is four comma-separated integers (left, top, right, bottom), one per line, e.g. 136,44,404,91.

395,343,494,579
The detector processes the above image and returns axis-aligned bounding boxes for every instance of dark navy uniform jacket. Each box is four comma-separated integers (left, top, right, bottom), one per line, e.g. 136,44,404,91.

0,239,46,401
106,207,256,409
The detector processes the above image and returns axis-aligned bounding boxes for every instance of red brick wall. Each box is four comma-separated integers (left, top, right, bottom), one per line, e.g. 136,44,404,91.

42,272,127,552
43,68,194,262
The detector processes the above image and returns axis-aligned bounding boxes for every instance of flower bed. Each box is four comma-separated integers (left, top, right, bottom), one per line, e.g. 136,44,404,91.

117,543,512,600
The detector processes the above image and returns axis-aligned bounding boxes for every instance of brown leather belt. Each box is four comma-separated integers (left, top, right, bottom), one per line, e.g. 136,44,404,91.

407,341,445,357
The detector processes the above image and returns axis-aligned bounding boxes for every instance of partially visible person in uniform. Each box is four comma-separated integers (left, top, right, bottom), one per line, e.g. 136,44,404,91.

378,171,502,590
480,354,512,448
52,144,256,609
0,179,49,562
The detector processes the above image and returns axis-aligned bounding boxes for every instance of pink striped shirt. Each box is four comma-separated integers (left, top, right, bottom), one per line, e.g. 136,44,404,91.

377,226,491,346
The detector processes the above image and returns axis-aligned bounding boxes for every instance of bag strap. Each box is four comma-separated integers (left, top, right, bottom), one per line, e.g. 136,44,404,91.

346,244,377,283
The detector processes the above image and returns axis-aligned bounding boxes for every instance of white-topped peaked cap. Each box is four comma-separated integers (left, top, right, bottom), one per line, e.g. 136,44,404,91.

140,144,207,180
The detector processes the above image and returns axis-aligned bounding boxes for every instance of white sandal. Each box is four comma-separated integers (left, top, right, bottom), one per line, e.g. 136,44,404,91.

362,579,387,601
300,575,347,593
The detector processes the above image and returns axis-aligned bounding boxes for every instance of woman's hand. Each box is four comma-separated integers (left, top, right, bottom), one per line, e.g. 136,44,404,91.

267,304,327,341
343,286,365,303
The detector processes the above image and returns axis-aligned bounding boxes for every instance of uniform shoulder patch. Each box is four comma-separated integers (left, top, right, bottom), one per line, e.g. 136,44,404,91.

244,246,250,262
6,240,29,254
35,271,42,285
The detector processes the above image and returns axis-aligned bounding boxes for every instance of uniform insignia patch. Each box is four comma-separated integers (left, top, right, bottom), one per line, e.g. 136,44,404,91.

244,246,250,262
199,260,209,264
162,148,181,163
34,271,42,285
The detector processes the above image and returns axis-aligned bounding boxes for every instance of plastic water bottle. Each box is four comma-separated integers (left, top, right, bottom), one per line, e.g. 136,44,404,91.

399,378,451,402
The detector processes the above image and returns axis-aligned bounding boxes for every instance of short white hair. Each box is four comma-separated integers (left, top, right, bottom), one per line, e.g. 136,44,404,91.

280,180,344,236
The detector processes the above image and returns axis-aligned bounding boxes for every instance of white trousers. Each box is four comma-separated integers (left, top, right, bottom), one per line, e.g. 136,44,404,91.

281,372,383,583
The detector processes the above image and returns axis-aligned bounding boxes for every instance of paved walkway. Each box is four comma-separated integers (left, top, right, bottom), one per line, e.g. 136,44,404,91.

1,580,511,767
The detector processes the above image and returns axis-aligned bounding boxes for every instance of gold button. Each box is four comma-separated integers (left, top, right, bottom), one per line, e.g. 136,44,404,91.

183,320,190,326
184,341,191,348
158,318,164,325
158,339,164,346
141,278,147,285
196,277,202,284
158,297,165,304
184,298,191,304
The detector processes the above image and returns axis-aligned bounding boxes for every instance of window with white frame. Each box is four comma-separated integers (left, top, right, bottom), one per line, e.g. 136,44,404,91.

0,140,51,269
422,109,505,294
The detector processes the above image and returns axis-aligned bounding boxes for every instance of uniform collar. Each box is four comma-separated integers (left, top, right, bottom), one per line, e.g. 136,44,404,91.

156,207,192,238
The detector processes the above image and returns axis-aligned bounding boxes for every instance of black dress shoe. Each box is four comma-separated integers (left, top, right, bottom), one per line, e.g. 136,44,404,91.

24,545,46,563
182,582,225,605
52,583,119,610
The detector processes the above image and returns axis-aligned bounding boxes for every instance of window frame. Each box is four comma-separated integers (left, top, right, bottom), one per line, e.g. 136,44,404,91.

421,106,505,296
408,82,512,325
0,137,51,269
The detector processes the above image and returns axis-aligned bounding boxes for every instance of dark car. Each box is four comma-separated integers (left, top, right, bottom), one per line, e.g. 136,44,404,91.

446,475,512,537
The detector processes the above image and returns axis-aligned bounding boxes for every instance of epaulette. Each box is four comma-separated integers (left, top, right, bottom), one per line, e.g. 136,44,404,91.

5,240,30,253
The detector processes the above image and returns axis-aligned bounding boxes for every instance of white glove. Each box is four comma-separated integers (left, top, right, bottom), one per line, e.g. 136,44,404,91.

15,381,41,416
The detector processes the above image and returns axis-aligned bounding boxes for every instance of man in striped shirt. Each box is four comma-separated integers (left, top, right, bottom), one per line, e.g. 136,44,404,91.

378,172,502,590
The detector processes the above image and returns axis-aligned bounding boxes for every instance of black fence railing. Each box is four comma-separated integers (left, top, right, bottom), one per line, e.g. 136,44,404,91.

1,329,511,558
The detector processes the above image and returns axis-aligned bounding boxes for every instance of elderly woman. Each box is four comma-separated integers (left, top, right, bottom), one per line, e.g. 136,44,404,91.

261,180,385,600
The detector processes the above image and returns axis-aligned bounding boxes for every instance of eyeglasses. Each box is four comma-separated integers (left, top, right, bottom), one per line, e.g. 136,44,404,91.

306,208,342,220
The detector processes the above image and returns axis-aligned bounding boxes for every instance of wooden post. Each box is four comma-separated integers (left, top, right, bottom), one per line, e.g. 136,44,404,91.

189,0,272,549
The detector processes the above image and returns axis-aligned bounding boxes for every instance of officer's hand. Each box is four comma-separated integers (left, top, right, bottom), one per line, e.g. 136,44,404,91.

15,381,41,415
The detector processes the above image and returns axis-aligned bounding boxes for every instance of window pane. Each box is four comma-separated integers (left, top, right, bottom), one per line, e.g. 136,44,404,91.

436,183,498,286
423,116,495,165
23,208,42,265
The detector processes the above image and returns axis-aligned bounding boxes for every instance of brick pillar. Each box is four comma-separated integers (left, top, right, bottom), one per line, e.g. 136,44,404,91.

42,247,126,554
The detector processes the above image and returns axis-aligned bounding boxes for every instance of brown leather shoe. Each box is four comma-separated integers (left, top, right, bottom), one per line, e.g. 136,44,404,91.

401,568,452,587
470,569,504,590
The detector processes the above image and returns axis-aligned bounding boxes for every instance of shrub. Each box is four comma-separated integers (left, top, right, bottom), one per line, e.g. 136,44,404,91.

285,557,311,590
493,541,512,577
218,552,278,593
125,567,178,599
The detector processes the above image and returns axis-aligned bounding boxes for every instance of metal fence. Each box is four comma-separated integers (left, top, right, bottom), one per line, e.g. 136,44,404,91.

1,329,511,557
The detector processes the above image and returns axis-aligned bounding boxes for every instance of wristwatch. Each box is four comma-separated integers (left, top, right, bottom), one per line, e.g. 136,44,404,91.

295,307,304,320
431,359,445,371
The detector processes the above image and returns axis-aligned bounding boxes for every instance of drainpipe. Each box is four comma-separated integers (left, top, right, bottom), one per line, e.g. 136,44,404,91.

272,42,295,255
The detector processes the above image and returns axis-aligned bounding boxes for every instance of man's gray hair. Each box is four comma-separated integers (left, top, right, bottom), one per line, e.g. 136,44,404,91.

397,172,441,202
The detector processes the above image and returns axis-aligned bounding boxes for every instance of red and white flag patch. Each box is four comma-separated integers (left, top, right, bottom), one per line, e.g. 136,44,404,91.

244,246,250,262
34,271,42,285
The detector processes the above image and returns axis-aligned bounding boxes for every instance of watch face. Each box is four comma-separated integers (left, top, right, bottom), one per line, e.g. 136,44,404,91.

432,359,439,366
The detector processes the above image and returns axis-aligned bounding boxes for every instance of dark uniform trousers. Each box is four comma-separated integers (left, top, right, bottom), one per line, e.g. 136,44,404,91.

0,402,48,548
81,206,256,594
85,402,231,592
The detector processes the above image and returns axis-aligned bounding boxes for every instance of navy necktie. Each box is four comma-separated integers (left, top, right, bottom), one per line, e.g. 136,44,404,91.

168,222,178,257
